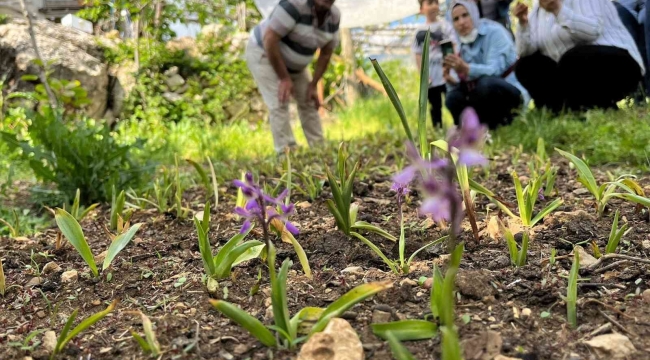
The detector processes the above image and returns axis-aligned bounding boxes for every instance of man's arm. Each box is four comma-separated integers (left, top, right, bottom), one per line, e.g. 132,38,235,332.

264,29,293,103
311,42,335,85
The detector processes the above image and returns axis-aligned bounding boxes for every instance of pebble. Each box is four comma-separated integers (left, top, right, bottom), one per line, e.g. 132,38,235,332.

642,289,650,304
174,302,187,310
36,310,46,319
521,308,532,318
642,240,650,250
42,331,57,354
61,270,78,284
473,315,482,321
94,250,108,265
341,266,364,275
42,262,61,275
487,316,496,322
325,288,332,294
400,278,418,287
513,307,520,319
371,310,391,323
416,291,425,298
92,300,101,306
26,277,42,287
264,297,272,307
218,350,234,360
573,188,590,195
188,308,197,316
265,305,273,320
233,344,248,356
374,304,393,313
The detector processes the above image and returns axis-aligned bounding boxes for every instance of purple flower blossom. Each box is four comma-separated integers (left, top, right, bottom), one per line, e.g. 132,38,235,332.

448,107,488,167
538,188,545,201
392,142,448,186
233,172,299,235
391,182,410,198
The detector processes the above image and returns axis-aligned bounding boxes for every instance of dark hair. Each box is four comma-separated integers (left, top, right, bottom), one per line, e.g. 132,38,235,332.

419,0,439,7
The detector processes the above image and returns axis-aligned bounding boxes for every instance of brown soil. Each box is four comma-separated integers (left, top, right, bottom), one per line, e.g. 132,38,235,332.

1,151,650,360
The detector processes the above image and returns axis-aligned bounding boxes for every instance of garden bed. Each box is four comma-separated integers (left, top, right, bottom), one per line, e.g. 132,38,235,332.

1,150,650,360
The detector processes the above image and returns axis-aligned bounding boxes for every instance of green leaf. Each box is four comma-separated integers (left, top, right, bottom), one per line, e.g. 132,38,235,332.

353,221,397,241
556,149,599,200
53,309,77,359
131,331,151,353
440,326,462,360
137,311,161,356
77,204,99,221
326,199,349,235
56,300,118,354
71,189,81,219
209,300,276,347
232,244,265,267
350,232,398,274
385,331,417,360
0,259,5,297
21,74,39,81
281,230,312,279
186,159,211,191
418,29,431,159
512,171,528,225
213,227,251,275
430,265,444,318
311,280,393,334
567,249,579,328
110,189,126,230
407,236,449,266
369,59,414,143
103,223,143,270
531,198,563,226
517,231,529,267
614,193,650,208
502,224,519,266
272,259,293,340
54,209,98,277
289,307,324,337
371,320,437,341
194,217,216,277
216,240,264,279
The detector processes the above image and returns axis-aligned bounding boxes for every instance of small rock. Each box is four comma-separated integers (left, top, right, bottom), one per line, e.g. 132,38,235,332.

22,357,34,360
488,255,511,270
371,310,391,324
36,310,46,319
584,333,636,359
296,201,312,209
265,305,274,320
513,307,520,319
341,266,364,275
233,344,248,356
400,278,418,287
92,300,101,306
486,216,501,240
42,262,61,275
573,246,598,268
26,277,42,287
462,330,502,360
297,318,363,360
42,331,57,354
175,302,187,310
94,250,108,265
456,270,496,299
494,356,520,360
423,278,433,289
643,289,650,304
487,316,496,322
642,240,650,250
521,308,532,318
188,308,197,316
567,353,581,360
573,188,590,195
416,291,425,298
61,270,78,284
218,350,234,360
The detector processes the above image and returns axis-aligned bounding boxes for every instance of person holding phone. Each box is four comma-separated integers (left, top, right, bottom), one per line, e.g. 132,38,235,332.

412,0,457,128
513,0,644,112
442,0,529,129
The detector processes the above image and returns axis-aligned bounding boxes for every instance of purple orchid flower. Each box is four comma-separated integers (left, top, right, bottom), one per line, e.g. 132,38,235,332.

448,107,488,167
233,172,299,236
392,142,448,186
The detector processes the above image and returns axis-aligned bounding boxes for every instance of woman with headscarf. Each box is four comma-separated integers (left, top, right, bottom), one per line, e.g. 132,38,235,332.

513,0,645,112
445,0,514,33
443,0,529,129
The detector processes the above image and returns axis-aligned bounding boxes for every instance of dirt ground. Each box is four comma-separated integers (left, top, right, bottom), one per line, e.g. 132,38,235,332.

1,151,650,360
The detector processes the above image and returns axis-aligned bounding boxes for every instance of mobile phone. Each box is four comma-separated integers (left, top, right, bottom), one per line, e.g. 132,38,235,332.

440,39,454,57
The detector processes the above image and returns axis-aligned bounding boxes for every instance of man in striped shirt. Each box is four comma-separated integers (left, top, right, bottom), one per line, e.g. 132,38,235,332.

245,0,340,154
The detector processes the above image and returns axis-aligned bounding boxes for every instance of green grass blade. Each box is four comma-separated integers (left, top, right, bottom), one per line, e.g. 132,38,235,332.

311,279,393,335
407,236,449,266
371,320,438,341
272,259,293,340
418,30,431,159
77,203,99,221
517,231,529,267
54,309,78,358
131,331,151,353
502,224,519,266
58,300,117,352
353,221,397,241
282,230,312,279
531,198,563,226
0,259,5,297
614,193,650,208
325,167,349,232
430,265,444,318
440,326,462,360
214,228,251,273
606,210,620,254
567,249,579,328
110,190,126,230
207,156,219,208
209,300,276,347
369,59,414,143
54,209,98,277
289,307,324,337
186,159,211,191
342,163,359,221
385,331,417,360
139,312,161,356
103,223,143,271
194,218,216,277
350,232,398,274
232,243,265,267
216,240,264,279
71,189,81,219
326,199,348,235
556,148,599,199
512,171,528,225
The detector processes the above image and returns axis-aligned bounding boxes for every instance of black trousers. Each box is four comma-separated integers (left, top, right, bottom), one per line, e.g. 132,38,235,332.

613,1,649,97
515,46,642,113
428,85,446,128
445,76,522,129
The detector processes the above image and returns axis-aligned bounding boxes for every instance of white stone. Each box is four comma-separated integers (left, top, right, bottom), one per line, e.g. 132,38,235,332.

584,333,636,359
42,331,57,354
61,270,78,284
297,318,363,360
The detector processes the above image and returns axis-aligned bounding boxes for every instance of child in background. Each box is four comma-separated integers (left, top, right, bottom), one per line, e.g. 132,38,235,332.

413,0,457,128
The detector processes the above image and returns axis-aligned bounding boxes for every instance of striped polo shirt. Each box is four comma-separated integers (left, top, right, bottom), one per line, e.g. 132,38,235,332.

253,0,341,73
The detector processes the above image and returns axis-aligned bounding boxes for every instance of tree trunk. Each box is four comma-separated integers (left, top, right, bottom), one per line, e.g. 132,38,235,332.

340,28,358,106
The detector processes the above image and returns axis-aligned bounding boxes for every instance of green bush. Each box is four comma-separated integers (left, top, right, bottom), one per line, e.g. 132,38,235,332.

0,107,151,204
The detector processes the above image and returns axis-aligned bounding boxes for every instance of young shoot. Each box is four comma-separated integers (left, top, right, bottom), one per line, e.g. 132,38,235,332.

556,148,650,217
501,221,530,267
110,187,133,231
129,311,162,357
606,210,630,254
512,170,563,227
564,249,580,328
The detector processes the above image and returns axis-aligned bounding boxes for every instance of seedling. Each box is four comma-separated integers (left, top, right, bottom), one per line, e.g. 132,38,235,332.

501,221,530,267
385,332,416,360
8,329,47,351
512,170,563,227
0,209,21,239
50,300,118,359
186,156,219,209
55,208,143,277
0,258,5,297
130,311,162,357
65,189,99,221
562,249,580,328
605,210,630,254
556,148,650,217
110,186,133,231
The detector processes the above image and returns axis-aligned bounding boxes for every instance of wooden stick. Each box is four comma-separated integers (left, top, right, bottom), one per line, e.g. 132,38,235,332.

586,254,650,271
594,260,630,274
597,309,635,337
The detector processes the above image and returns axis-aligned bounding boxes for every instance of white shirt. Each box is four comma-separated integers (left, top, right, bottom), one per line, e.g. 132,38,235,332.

516,0,645,74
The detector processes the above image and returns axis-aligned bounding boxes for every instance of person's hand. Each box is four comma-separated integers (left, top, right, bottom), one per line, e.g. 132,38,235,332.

443,66,457,85
279,77,293,104
539,0,561,16
306,82,320,109
443,54,470,77
513,2,529,25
